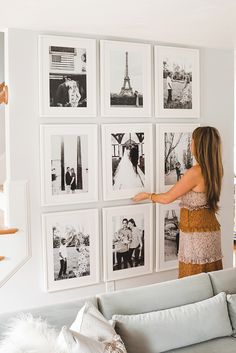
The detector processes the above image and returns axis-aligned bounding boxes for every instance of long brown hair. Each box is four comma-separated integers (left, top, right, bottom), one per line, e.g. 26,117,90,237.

192,126,223,212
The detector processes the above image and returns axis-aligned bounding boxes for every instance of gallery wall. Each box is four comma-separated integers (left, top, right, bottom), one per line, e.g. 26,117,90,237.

0,32,5,184
0,29,234,313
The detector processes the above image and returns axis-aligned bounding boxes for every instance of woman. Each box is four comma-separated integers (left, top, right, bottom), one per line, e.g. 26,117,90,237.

70,168,76,193
128,219,143,267
133,126,223,278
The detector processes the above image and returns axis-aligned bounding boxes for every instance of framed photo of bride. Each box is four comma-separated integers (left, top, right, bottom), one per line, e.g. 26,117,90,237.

101,124,154,201
155,46,200,118
42,209,100,292
103,203,153,281
39,35,97,117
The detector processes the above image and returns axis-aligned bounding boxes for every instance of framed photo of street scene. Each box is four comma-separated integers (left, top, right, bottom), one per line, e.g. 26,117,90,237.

155,46,200,118
156,203,180,271
39,35,97,117
100,40,152,117
102,124,153,201
157,124,199,192
40,124,98,205
42,209,100,292
103,204,153,281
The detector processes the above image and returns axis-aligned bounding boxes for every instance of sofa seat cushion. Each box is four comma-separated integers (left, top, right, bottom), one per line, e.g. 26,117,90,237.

167,337,236,352
113,292,232,353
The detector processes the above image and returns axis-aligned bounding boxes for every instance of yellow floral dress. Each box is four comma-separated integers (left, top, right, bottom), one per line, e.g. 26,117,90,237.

178,190,223,278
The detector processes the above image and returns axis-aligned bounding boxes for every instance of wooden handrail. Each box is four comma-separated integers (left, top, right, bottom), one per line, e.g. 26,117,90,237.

0,228,18,235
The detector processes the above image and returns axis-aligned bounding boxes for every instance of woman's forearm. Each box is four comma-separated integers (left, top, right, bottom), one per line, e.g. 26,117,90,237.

148,192,173,204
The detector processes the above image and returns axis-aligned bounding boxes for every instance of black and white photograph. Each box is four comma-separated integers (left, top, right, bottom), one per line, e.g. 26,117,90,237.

41,125,98,205
157,124,199,192
100,40,151,117
155,46,200,118
112,132,145,190
164,131,193,186
42,209,99,292
112,215,145,271
39,35,96,117
51,134,88,196
110,50,143,108
102,124,153,200
156,203,180,271
103,204,153,281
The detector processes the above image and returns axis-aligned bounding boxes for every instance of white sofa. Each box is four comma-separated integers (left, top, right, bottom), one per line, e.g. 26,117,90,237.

0,267,236,352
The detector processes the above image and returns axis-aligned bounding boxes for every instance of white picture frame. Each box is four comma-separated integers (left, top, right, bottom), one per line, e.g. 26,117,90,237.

42,209,100,292
103,204,153,281
100,40,152,117
102,123,153,201
155,45,200,118
40,124,98,206
156,124,199,192
156,203,180,271
39,35,97,117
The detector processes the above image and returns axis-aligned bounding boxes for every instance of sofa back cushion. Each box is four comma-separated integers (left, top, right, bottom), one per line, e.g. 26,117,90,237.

112,292,233,353
227,294,236,337
209,267,236,295
97,273,213,319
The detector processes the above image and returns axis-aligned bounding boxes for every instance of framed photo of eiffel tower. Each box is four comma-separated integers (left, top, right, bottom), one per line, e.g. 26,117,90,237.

102,123,153,201
156,202,180,271
155,46,200,118
100,40,152,117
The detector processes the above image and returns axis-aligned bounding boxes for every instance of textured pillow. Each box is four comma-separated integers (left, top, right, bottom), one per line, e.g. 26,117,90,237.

58,326,127,353
0,314,58,353
70,301,115,341
113,292,233,353
227,294,236,337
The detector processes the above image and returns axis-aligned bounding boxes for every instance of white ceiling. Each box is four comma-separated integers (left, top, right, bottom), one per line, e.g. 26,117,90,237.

1,0,236,49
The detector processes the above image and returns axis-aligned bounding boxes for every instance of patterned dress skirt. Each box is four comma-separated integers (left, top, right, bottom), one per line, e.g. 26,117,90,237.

178,191,223,279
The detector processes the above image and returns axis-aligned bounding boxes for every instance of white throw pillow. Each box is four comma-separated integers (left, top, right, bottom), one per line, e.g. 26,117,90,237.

112,292,233,353
70,301,116,341
57,326,127,353
227,293,236,337
0,314,58,353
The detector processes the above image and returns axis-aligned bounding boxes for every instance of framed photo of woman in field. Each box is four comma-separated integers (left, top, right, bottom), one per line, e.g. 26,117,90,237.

157,124,199,192
102,124,153,201
156,203,179,271
39,35,97,117
40,124,98,205
155,46,200,118
103,203,153,281
42,209,99,292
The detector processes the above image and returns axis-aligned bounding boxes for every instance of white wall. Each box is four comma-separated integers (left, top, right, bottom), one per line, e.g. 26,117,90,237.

0,29,234,313
0,32,6,184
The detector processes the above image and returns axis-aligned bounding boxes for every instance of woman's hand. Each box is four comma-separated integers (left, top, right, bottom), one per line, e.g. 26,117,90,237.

132,192,149,202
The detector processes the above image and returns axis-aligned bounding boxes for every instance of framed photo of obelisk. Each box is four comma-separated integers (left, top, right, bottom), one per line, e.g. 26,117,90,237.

100,40,152,117
40,124,98,205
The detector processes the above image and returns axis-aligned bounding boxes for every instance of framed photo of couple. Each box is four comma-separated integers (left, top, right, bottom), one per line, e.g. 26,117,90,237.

42,209,100,292
40,124,98,206
155,45,200,118
102,123,154,201
39,35,97,117
103,203,153,281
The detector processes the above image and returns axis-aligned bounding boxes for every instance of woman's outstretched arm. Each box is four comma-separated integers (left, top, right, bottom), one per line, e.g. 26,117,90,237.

133,166,200,204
